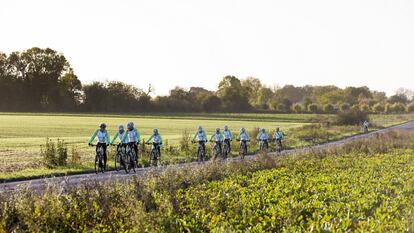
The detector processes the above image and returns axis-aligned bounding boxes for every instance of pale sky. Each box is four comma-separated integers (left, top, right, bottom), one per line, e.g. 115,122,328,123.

1,0,413,96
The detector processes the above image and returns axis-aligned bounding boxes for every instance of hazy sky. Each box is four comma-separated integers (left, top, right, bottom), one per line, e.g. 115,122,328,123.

1,0,413,96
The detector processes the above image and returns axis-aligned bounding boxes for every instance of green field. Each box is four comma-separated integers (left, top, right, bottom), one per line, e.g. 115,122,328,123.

0,112,413,180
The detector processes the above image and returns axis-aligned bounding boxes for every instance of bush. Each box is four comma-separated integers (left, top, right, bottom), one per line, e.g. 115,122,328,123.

308,104,319,113
339,103,350,112
360,104,370,113
407,103,414,113
276,103,288,112
392,103,406,113
385,103,394,113
70,145,81,164
336,110,369,125
291,103,302,113
323,104,335,113
373,103,385,113
41,138,68,168
179,130,192,156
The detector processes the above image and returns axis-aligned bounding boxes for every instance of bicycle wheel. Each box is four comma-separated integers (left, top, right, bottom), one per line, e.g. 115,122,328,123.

123,153,130,173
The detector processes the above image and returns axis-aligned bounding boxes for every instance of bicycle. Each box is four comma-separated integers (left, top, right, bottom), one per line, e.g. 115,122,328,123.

90,144,105,174
193,140,206,162
259,139,269,152
237,139,249,159
147,142,161,167
112,144,130,173
126,142,138,173
210,140,222,160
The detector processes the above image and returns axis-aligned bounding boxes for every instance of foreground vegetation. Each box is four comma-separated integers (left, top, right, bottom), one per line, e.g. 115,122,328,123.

0,113,413,181
1,130,413,232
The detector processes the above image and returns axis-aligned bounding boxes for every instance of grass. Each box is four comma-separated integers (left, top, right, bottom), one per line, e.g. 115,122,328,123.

0,112,413,181
1,130,413,232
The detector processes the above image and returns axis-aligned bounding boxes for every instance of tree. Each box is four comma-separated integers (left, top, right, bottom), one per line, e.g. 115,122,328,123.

388,94,409,104
291,103,302,113
373,103,385,113
308,104,319,113
407,103,414,113
276,103,288,113
217,76,250,112
323,104,335,113
360,104,370,113
392,103,406,113
241,77,263,108
202,95,222,112
339,103,350,112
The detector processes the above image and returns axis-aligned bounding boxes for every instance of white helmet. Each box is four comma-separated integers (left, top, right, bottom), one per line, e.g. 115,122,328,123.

118,124,124,131
153,128,159,134
127,121,134,130
224,125,229,131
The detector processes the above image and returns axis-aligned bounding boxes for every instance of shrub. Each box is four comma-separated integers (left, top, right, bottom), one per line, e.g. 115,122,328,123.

360,104,370,113
385,103,394,113
339,103,350,112
291,103,302,113
70,145,81,164
276,103,288,112
336,110,369,125
323,104,335,113
41,138,68,168
407,103,414,113
392,103,406,113
350,105,360,112
373,103,385,113
308,104,319,113
179,130,192,155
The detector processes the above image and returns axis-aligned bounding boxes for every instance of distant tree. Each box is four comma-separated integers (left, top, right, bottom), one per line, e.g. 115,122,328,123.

202,95,222,112
392,103,406,113
323,104,335,113
217,76,250,112
388,94,409,104
276,103,288,113
407,103,414,113
360,104,370,113
308,104,319,113
291,103,302,113
373,103,385,113
339,103,351,112
385,103,394,114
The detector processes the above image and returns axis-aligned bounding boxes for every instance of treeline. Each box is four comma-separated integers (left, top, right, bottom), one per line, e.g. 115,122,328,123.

1,47,414,113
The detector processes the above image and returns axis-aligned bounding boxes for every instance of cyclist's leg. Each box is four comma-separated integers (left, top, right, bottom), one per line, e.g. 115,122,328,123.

157,145,161,158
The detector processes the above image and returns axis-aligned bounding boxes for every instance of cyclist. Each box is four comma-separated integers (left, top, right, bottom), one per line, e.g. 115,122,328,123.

210,128,224,158
256,128,269,150
192,126,207,153
236,128,250,155
223,125,232,153
110,124,127,149
88,123,110,169
146,128,163,158
121,121,140,161
273,127,284,150
363,120,369,133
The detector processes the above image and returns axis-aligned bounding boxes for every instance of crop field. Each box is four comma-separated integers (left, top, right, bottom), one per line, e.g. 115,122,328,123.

1,130,413,232
0,112,413,180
